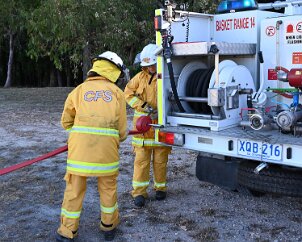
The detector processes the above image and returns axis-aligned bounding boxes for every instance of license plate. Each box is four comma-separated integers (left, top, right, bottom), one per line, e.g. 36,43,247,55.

237,140,282,161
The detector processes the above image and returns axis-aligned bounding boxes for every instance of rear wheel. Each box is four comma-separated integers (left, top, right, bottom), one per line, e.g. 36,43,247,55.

238,161,302,197
235,185,266,197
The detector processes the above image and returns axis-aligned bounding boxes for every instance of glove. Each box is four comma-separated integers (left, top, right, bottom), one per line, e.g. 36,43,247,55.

141,102,153,114
149,110,158,120
145,106,154,114
141,103,157,119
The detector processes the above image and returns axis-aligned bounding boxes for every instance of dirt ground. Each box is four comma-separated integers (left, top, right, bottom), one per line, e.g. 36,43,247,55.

0,87,301,242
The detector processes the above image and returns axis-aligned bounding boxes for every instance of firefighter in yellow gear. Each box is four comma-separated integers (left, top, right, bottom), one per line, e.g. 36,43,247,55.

124,43,172,207
56,51,127,242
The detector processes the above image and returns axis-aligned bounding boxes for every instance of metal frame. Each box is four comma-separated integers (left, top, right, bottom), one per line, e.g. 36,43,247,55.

155,6,302,169
159,126,302,168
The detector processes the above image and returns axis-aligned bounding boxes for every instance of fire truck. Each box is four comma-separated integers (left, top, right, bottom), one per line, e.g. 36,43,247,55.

153,0,302,197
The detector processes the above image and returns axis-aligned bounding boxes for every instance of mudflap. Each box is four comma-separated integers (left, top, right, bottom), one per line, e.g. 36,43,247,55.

196,153,239,191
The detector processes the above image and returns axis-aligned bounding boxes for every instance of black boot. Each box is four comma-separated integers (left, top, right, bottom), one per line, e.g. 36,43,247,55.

104,228,116,241
134,195,145,207
155,191,166,201
55,232,74,242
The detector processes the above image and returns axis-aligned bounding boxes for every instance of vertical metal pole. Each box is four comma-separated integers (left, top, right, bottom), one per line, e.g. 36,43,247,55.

276,20,283,104
214,53,220,86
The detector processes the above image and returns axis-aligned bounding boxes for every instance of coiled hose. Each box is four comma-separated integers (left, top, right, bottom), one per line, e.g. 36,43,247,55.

167,60,185,112
185,67,214,114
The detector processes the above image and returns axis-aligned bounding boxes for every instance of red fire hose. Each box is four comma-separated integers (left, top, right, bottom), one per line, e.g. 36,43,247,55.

0,145,68,176
0,116,152,176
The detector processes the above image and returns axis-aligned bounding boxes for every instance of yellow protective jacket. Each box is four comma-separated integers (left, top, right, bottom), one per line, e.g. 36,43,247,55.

61,76,127,177
124,68,162,147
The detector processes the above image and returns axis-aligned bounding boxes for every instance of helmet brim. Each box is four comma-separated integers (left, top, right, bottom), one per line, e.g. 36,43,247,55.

92,57,125,71
140,61,157,67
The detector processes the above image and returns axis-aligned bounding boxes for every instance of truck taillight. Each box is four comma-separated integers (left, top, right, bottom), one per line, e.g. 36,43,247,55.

158,131,184,146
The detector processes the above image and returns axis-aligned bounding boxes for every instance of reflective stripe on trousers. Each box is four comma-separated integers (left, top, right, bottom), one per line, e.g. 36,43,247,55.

132,137,162,147
101,202,118,214
132,180,150,188
61,208,81,219
154,181,166,188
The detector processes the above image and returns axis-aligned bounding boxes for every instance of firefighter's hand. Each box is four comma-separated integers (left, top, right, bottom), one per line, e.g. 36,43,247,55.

149,110,158,120
146,106,158,119
143,105,153,114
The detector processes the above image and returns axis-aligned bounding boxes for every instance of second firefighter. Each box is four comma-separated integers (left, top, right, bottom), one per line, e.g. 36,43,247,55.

124,43,172,207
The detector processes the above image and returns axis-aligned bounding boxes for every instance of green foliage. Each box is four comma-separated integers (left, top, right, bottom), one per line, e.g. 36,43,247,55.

27,0,88,70
0,0,218,86
0,0,40,47
173,0,219,13
191,0,219,13
27,0,158,75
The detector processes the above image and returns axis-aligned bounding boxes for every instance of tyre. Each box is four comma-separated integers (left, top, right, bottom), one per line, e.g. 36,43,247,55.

235,185,266,197
238,161,302,197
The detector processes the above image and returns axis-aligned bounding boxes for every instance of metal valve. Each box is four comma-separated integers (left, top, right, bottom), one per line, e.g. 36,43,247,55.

249,113,269,130
276,110,302,129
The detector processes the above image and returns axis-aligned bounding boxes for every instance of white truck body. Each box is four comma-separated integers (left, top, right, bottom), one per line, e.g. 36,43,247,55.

154,1,302,195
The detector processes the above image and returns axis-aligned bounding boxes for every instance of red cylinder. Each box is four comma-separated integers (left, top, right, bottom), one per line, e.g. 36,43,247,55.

136,116,152,132
288,68,302,88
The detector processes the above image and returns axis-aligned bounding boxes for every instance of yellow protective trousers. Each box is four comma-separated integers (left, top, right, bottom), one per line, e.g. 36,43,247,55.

132,146,171,198
57,173,119,239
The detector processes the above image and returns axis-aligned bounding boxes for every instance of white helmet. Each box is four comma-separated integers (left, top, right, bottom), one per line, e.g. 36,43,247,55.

140,44,162,67
93,51,124,71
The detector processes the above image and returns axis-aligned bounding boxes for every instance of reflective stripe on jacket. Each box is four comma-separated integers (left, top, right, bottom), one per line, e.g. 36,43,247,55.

61,76,127,176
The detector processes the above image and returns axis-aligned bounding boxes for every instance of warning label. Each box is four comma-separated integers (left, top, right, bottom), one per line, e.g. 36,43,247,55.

296,22,302,33
268,69,277,80
285,21,302,44
266,26,275,36
292,52,302,64
286,34,302,44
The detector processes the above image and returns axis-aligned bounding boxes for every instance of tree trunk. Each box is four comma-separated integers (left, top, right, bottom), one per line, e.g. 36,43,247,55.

49,65,57,87
129,45,135,64
42,59,50,87
66,65,71,87
4,32,14,88
17,61,23,86
82,42,90,81
57,69,63,87
0,48,4,85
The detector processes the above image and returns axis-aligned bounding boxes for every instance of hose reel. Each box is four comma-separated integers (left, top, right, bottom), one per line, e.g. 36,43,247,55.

176,60,256,122
185,67,215,114
177,61,209,113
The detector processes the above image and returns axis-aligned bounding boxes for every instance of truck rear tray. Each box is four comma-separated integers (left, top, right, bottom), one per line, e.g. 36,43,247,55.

158,125,302,168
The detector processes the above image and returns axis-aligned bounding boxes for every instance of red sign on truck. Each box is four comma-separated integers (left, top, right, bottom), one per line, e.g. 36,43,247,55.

268,69,277,80
293,52,302,64
216,17,256,31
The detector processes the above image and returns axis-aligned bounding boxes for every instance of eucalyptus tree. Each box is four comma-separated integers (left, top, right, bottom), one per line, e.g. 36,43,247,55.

27,0,88,85
191,0,219,13
21,0,217,87
0,0,40,87
26,0,158,83
171,0,219,13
